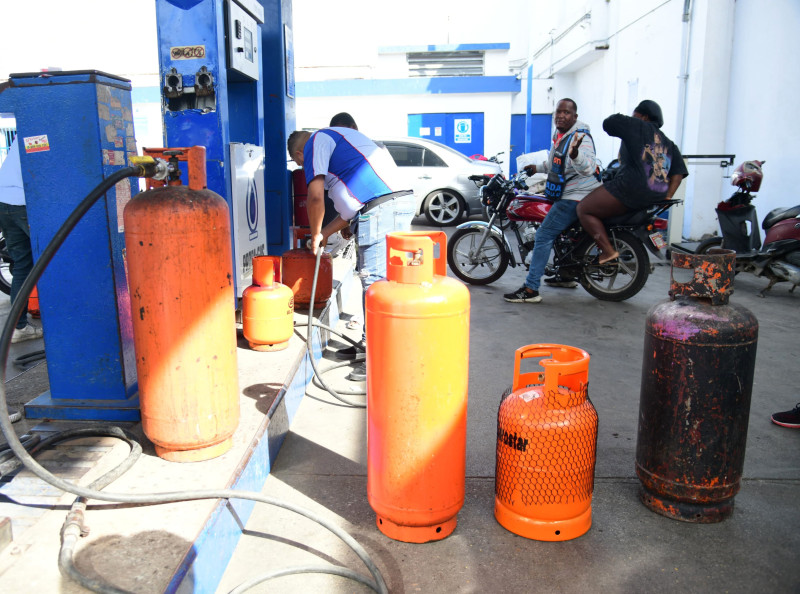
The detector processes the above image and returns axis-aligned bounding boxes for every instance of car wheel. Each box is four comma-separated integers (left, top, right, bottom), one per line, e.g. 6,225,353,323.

423,189,465,226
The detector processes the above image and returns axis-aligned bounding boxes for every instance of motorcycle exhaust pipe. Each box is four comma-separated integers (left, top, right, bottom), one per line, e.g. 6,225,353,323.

770,260,800,285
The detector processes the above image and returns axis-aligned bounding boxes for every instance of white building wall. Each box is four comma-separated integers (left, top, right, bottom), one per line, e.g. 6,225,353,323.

725,0,800,226
298,93,512,162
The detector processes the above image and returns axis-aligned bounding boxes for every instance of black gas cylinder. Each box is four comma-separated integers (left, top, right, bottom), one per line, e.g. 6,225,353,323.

636,249,758,523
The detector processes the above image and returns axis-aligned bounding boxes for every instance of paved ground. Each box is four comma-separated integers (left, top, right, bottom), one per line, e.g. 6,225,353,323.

0,217,798,593
218,222,800,593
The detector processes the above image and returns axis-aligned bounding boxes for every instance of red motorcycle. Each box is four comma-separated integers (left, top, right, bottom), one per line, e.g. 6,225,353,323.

696,160,800,296
446,172,680,301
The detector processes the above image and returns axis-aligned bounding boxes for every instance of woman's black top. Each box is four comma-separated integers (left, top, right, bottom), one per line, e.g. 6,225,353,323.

602,114,688,210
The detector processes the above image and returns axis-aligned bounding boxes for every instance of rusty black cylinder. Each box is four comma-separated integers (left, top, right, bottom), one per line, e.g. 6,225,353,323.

636,249,758,523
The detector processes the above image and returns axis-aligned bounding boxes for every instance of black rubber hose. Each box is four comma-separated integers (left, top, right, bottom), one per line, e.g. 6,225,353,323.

0,169,388,594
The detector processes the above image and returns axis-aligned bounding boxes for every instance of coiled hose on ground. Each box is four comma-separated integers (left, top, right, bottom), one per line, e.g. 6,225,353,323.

0,165,387,593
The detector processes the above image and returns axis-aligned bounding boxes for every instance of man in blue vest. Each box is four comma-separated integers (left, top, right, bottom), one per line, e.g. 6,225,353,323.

288,127,414,380
504,98,601,304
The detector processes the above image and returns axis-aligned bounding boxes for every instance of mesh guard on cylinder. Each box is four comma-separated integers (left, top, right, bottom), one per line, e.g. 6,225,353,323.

494,344,598,541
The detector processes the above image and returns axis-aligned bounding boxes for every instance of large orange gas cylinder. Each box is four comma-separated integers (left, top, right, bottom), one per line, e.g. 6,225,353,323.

282,227,332,308
242,255,294,351
366,231,470,543
495,344,597,541
124,146,239,462
291,169,310,227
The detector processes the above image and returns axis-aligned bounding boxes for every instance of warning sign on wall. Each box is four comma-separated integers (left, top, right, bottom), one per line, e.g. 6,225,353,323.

454,119,472,144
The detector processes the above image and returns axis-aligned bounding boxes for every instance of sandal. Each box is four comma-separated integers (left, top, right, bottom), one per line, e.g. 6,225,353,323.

598,250,619,265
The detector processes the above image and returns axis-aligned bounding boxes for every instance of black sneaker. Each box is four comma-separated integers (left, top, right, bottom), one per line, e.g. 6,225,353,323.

771,403,800,428
346,361,367,382
335,341,366,360
544,275,578,289
503,286,542,303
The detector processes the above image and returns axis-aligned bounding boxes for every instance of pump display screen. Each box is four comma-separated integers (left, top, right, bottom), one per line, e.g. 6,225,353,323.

244,28,253,62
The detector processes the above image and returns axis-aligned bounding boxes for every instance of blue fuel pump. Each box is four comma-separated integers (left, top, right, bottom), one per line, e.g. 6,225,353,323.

0,71,140,421
155,0,296,294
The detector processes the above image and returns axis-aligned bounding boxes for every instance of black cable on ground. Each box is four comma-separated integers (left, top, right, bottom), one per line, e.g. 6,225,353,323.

0,168,388,594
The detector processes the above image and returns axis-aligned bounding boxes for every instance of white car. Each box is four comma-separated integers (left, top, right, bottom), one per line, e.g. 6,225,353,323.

378,137,502,226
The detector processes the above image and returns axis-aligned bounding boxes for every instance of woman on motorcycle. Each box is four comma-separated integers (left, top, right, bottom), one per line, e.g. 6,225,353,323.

576,100,688,264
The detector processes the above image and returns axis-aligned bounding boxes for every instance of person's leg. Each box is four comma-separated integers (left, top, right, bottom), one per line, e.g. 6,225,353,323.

354,195,415,342
576,186,628,264
0,204,33,329
524,200,578,292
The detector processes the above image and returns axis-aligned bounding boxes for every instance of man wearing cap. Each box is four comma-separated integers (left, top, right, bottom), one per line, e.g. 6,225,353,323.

577,99,688,264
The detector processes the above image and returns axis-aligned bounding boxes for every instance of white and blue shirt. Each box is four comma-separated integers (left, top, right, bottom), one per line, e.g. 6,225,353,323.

304,127,404,221
0,139,26,206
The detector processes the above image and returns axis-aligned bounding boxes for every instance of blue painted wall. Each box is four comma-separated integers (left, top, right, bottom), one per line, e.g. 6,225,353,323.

509,114,552,173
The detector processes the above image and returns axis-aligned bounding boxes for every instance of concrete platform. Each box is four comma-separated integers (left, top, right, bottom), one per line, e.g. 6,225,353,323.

0,221,799,593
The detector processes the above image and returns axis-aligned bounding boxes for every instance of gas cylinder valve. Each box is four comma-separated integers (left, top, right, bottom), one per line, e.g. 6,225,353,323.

129,156,169,181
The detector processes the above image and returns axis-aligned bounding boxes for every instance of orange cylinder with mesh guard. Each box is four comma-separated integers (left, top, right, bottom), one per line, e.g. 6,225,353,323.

495,344,597,541
282,227,332,308
124,156,239,463
366,231,470,543
242,256,294,351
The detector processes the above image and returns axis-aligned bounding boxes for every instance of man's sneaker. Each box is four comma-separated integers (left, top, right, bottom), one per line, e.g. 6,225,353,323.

503,286,542,303
11,324,43,344
346,361,367,382
771,403,800,428
544,275,578,289
335,341,366,360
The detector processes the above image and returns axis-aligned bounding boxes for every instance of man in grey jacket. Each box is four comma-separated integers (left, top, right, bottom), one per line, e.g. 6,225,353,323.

504,98,600,303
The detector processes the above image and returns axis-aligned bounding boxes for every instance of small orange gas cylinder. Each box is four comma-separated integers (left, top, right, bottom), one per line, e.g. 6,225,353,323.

366,231,470,543
242,255,294,351
124,146,239,462
281,227,332,308
291,169,310,227
27,285,40,318
494,344,598,541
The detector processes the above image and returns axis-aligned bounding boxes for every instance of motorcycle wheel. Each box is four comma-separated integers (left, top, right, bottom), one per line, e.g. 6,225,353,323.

695,236,723,254
447,227,509,285
0,231,11,296
577,229,649,301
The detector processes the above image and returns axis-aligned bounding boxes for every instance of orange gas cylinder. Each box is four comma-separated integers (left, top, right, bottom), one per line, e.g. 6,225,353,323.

494,344,598,541
366,231,470,543
124,146,239,462
242,255,294,351
281,227,332,308
27,285,40,318
291,169,310,227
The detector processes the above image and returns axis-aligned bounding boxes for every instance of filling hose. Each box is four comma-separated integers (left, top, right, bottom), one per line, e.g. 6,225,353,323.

298,245,367,407
0,166,388,593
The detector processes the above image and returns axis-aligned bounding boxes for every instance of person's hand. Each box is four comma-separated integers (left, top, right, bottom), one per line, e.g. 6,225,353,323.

523,164,536,175
307,232,325,255
569,133,585,159
340,226,353,240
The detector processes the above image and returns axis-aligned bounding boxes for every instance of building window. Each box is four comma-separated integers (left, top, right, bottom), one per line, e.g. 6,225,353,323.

407,51,484,77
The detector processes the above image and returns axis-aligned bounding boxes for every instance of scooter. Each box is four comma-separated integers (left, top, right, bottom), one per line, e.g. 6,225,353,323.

447,172,680,301
696,160,800,297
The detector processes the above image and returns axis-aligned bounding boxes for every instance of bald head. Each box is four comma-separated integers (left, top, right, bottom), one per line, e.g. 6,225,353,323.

287,130,311,166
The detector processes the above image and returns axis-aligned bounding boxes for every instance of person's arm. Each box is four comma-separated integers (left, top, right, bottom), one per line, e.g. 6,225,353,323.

568,133,598,176
666,174,683,199
306,176,326,254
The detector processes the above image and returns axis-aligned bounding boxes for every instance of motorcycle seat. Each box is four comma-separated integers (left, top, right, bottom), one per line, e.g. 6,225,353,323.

603,199,680,227
762,205,800,230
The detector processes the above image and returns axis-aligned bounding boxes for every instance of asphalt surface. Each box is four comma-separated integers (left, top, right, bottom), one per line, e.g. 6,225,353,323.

217,220,800,593
0,217,798,593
